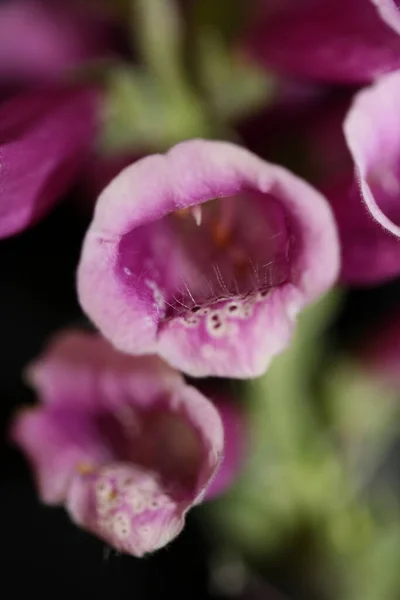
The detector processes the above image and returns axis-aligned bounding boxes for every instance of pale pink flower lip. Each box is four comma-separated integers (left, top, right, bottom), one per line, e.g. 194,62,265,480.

344,71,400,239
10,330,224,557
77,139,339,378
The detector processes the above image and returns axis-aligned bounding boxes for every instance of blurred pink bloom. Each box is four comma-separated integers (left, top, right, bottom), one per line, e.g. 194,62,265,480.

0,0,115,85
246,0,400,83
10,330,228,556
0,85,99,238
77,139,339,378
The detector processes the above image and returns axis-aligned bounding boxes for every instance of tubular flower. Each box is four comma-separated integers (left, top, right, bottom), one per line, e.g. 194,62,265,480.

77,139,339,378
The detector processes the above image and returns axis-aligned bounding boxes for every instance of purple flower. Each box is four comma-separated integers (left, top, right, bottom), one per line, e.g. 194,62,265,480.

245,0,400,83
343,70,400,239
10,330,225,556
0,85,99,238
0,0,114,86
77,140,339,378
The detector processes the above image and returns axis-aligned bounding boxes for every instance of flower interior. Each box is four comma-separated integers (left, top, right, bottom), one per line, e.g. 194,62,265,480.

117,193,294,331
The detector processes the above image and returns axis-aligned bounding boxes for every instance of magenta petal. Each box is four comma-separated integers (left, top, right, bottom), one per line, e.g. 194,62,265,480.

0,0,114,84
0,86,99,238
205,399,246,499
326,177,400,285
11,330,224,556
344,71,400,238
77,140,339,378
246,0,400,83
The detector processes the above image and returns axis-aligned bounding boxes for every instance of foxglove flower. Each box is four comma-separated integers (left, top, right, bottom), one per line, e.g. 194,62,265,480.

246,0,400,83
10,330,225,556
77,140,339,378
343,70,400,239
0,85,99,238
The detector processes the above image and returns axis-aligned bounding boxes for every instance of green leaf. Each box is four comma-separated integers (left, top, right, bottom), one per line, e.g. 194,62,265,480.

99,65,211,155
197,31,274,121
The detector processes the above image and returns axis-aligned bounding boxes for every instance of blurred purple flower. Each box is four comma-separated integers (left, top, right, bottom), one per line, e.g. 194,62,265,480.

0,0,115,87
10,330,227,556
77,139,339,378
246,0,400,83
0,85,100,238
